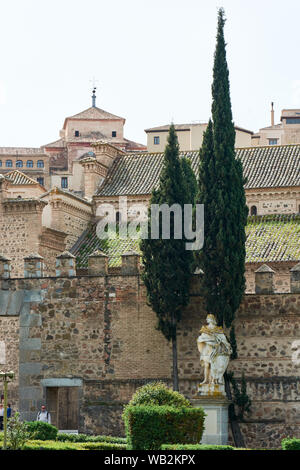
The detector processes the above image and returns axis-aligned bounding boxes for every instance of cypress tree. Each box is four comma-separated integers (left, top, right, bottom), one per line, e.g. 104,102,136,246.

140,124,195,391
196,8,248,327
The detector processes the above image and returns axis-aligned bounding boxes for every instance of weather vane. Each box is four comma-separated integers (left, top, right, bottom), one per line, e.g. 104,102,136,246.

90,77,99,107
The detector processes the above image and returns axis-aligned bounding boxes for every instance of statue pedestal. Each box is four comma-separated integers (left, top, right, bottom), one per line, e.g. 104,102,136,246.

191,393,230,446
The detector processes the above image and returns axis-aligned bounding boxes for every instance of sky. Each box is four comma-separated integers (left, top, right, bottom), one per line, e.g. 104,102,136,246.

1,0,300,147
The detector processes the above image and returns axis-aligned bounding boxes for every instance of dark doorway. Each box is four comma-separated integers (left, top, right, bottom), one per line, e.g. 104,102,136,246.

46,387,79,430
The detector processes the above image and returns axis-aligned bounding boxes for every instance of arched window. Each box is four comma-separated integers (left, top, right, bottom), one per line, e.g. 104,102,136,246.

250,205,257,216
37,160,44,168
116,211,121,224
16,160,23,168
6,160,12,168
27,160,33,168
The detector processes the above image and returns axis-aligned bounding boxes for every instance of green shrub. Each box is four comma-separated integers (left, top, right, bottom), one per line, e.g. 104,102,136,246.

282,438,300,450
22,440,127,451
123,405,205,450
79,442,127,450
128,382,191,408
56,433,126,444
161,444,235,450
23,440,81,451
25,421,58,441
6,413,32,450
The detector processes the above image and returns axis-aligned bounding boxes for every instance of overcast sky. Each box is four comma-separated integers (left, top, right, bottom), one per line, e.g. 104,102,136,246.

1,0,300,147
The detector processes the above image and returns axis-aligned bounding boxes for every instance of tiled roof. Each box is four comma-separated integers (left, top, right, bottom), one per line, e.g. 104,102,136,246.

70,225,140,268
71,214,300,268
63,106,125,128
0,147,43,155
245,214,300,263
4,170,40,185
96,144,300,197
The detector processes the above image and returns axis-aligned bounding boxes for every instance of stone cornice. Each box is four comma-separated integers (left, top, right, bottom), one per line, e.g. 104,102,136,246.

3,198,47,213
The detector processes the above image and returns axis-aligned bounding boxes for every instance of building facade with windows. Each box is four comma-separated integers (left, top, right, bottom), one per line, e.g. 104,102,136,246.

251,106,300,146
145,123,253,152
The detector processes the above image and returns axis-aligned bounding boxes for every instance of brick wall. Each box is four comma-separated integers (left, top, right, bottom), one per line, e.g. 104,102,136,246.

0,273,299,448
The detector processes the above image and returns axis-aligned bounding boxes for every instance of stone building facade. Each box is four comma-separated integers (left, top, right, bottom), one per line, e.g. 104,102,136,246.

0,253,299,449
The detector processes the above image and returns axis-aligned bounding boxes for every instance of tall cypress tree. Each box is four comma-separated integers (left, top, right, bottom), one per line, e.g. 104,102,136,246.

140,124,195,391
196,8,248,327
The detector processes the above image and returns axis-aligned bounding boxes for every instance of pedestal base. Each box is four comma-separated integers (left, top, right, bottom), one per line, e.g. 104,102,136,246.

191,396,230,446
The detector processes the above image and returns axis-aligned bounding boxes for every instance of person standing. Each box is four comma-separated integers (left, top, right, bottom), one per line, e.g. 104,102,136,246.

7,404,11,419
0,404,4,431
36,405,51,424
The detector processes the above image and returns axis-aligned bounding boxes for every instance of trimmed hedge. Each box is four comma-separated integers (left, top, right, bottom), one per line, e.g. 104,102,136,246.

282,438,300,450
25,421,58,441
123,405,205,450
161,444,234,450
56,433,126,444
128,382,191,408
22,440,126,451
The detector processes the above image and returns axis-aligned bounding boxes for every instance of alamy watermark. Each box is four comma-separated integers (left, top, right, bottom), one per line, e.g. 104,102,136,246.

96,196,204,251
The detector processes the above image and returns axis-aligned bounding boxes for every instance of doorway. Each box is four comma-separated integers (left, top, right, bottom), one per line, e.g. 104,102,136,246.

46,386,79,431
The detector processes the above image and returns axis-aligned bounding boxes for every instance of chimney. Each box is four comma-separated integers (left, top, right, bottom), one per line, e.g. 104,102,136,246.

271,102,274,127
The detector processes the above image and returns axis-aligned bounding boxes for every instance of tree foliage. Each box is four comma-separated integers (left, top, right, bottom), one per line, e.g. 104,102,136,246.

196,8,248,327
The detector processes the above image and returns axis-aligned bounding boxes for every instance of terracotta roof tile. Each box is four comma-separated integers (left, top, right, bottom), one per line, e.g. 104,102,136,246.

96,144,300,197
71,214,300,268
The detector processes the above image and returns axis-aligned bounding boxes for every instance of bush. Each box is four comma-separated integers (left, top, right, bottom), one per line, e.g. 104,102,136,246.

128,382,191,408
25,421,58,441
161,444,235,450
56,433,126,444
79,442,127,450
282,438,300,450
6,413,32,450
123,405,205,450
22,440,126,451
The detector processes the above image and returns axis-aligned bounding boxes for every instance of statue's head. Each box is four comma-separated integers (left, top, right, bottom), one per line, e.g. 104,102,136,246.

206,314,217,325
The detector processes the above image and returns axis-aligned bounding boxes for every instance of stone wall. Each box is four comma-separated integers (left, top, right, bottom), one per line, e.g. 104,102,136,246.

0,263,299,448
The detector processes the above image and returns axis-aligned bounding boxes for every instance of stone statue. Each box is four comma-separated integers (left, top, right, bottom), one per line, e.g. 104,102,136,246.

197,314,232,386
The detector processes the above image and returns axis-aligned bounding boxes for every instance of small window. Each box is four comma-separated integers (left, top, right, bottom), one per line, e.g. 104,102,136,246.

116,211,121,223
61,177,68,189
112,131,117,138
6,160,12,168
0,160,2,167
250,205,257,216
37,177,44,186
16,160,23,168
37,160,44,168
27,160,33,168
154,136,160,145
74,130,80,137
268,138,278,145
286,118,300,124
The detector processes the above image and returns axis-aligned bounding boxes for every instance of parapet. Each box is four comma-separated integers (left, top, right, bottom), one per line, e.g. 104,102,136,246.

290,262,300,293
88,250,108,276
121,251,140,275
56,251,76,277
0,255,11,279
24,253,44,278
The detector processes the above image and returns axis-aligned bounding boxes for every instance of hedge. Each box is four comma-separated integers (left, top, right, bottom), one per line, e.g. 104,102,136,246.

161,444,235,450
282,438,300,450
56,433,126,444
22,440,127,451
25,421,58,441
123,405,205,450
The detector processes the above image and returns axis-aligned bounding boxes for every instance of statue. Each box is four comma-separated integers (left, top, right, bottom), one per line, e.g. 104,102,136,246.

197,314,232,386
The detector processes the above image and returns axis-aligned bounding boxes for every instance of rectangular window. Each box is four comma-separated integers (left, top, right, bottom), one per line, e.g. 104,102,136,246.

37,177,44,186
74,130,80,137
285,118,300,124
112,131,117,137
61,177,68,189
268,138,278,145
154,136,160,145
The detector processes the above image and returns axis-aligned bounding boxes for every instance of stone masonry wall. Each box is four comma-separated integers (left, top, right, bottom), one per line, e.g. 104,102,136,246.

0,273,299,448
